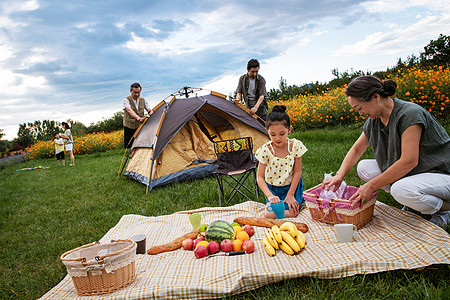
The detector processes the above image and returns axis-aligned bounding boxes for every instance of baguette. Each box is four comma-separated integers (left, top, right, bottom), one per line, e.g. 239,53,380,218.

147,229,199,255
233,217,308,233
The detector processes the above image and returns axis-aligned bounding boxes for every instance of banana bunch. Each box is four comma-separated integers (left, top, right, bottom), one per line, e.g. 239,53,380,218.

262,222,306,256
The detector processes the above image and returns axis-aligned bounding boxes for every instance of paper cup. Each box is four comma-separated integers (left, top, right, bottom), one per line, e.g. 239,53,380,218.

334,224,357,243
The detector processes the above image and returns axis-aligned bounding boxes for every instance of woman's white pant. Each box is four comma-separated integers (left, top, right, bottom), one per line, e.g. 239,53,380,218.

357,159,450,215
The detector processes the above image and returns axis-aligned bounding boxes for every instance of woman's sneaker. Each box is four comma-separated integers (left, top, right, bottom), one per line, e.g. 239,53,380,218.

429,211,450,228
401,206,430,220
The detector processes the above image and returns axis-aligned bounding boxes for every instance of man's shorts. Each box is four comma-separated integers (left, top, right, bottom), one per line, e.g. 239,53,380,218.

65,143,73,151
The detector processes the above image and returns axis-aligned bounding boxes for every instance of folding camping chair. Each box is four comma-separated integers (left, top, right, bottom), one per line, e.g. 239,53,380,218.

213,137,259,206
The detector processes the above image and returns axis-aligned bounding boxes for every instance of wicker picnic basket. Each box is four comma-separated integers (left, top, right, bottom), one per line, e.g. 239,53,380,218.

61,239,136,296
303,184,377,229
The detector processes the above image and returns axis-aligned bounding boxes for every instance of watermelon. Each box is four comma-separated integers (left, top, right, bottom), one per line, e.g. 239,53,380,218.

205,220,235,243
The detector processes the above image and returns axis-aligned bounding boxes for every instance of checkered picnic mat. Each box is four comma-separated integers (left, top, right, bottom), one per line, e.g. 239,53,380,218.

41,201,450,299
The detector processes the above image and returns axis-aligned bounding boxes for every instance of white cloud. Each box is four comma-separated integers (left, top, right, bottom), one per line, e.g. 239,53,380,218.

1,0,39,14
361,0,450,13
124,6,263,57
332,13,450,56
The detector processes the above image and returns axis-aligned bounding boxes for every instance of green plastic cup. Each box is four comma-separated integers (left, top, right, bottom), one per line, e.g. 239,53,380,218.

189,213,201,229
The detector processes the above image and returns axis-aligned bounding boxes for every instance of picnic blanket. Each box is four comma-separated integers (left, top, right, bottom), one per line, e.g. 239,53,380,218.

41,201,450,299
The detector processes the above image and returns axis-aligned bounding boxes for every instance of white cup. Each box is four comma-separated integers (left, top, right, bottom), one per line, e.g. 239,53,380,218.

334,223,357,243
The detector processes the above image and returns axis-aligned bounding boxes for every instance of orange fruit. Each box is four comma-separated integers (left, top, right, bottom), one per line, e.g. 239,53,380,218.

233,226,243,236
232,239,243,251
196,241,209,249
237,231,250,241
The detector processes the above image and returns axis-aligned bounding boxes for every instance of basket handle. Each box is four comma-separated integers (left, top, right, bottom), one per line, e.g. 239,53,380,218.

61,239,136,262
60,241,99,261
95,239,136,262
304,192,322,204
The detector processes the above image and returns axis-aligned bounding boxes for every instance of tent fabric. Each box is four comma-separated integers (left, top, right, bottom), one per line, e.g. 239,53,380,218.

41,201,450,299
122,91,269,190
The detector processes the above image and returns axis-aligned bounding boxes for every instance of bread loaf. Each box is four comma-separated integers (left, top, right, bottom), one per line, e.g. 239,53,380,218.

233,217,308,232
147,229,199,255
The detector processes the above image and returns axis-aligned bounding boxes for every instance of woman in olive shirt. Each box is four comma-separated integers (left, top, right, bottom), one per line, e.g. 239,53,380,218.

322,75,450,228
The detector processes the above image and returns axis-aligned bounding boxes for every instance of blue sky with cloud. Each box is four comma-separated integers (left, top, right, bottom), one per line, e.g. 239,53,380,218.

1,0,449,139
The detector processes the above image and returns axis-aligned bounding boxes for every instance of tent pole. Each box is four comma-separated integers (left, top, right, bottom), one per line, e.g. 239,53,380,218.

117,147,131,180
146,148,155,195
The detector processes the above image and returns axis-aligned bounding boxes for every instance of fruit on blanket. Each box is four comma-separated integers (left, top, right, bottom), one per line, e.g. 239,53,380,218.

243,225,255,237
280,231,300,253
280,221,298,238
231,222,240,227
279,240,295,255
232,239,243,251
271,225,282,244
205,220,235,244
242,240,255,254
196,240,209,249
233,226,243,236
262,237,276,256
237,231,249,242
193,237,205,248
207,240,220,254
198,224,208,233
220,239,233,252
194,245,209,258
295,231,306,249
181,238,194,250
265,229,279,249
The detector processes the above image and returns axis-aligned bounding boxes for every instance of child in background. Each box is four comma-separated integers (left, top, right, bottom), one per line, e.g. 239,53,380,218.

53,132,65,167
255,105,308,218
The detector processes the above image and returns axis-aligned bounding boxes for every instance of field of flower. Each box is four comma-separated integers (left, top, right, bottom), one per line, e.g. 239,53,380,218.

27,130,123,159
271,65,449,129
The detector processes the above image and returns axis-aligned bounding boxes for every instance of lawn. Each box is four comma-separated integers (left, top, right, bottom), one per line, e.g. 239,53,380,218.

0,125,449,299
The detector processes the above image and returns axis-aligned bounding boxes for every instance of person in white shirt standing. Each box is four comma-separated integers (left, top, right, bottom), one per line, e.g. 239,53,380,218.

61,122,75,166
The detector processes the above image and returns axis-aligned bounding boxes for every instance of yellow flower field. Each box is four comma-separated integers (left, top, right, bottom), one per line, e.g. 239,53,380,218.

272,65,449,129
28,130,123,159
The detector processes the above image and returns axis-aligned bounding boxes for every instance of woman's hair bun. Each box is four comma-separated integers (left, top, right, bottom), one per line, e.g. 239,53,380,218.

381,80,397,97
271,105,287,113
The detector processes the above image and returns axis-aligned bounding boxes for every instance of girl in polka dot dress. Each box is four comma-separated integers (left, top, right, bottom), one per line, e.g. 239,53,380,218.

255,105,308,218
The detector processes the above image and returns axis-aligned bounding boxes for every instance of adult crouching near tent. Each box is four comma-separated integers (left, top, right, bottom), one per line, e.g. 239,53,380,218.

322,75,450,228
123,82,153,148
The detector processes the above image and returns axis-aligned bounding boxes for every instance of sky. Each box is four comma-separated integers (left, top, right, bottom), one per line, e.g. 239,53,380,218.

1,0,449,140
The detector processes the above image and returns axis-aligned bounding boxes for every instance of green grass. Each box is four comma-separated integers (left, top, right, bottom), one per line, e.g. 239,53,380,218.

1,125,449,299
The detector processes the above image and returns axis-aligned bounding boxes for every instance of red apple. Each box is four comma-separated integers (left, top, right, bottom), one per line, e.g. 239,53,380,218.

207,240,220,254
194,245,209,258
243,225,255,237
181,238,194,250
242,240,255,254
220,239,233,252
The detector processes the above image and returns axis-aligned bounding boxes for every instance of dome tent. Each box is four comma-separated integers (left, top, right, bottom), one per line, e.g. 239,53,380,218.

118,87,269,194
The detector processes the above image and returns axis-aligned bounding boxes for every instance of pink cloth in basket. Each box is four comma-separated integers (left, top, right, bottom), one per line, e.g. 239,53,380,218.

303,185,377,221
